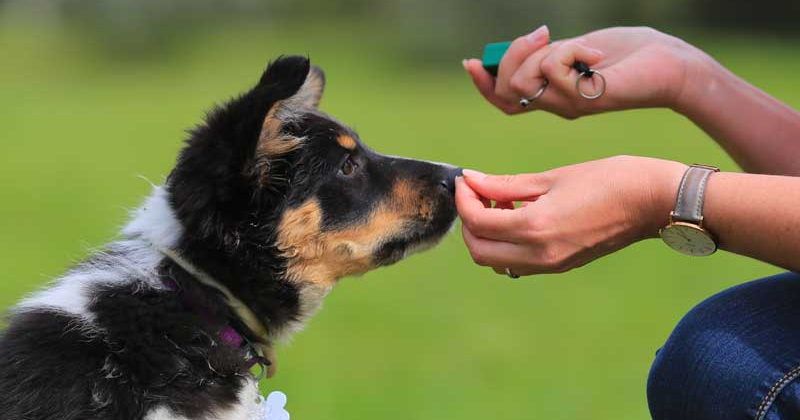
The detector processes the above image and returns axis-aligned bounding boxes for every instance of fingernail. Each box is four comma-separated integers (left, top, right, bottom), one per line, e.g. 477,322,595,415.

461,59,468,71
462,169,487,179
525,25,549,43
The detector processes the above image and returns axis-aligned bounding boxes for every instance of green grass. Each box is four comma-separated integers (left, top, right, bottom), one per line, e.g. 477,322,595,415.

1,17,797,420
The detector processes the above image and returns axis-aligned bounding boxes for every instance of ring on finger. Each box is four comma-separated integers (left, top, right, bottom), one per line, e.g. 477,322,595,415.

519,79,549,108
504,267,520,279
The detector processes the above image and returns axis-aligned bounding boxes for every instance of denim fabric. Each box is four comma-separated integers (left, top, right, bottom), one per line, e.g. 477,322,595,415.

648,272,800,420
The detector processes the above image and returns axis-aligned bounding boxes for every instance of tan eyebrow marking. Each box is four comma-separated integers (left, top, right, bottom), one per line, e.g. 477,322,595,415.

337,135,357,150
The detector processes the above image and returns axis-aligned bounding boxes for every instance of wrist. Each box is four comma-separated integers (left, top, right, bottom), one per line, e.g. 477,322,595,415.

637,159,688,239
669,43,723,115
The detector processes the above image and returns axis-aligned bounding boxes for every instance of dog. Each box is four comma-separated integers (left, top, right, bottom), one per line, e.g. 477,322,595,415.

0,56,461,420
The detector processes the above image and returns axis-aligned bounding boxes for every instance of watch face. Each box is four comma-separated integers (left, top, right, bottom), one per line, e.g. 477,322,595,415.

660,223,717,256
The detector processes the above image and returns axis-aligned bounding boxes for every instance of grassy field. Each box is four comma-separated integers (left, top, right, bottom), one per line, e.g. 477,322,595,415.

1,17,797,420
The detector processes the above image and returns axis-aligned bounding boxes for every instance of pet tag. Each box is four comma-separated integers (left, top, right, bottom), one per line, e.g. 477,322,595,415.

255,391,290,420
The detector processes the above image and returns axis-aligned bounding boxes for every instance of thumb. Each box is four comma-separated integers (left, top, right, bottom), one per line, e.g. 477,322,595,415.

462,169,550,202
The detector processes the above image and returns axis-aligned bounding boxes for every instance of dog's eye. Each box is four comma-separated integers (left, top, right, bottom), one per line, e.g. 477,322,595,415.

340,157,356,176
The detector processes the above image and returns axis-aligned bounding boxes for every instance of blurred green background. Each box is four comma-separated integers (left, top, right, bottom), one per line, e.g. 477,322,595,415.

1,0,798,419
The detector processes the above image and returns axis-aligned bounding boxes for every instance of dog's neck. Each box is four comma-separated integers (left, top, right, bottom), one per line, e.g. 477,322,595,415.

123,186,314,346
155,247,278,377
155,246,269,343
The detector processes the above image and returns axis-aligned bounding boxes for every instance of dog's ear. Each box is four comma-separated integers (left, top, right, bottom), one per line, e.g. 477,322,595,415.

253,57,326,173
169,56,325,242
294,64,326,108
258,56,325,110
258,55,326,112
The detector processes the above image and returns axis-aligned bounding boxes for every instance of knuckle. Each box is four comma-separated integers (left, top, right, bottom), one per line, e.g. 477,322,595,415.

520,173,540,186
558,110,580,121
468,248,489,266
539,59,556,75
500,174,516,184
521,229,538,243
560,39,579,51
570,36,587,46
461,217,477,233
537,170,555,184
539,248,567,272
509,76,528,95
557,102,584,120
571,96,591,112
521,217,542,240
464,221,490,239
522,210,552,237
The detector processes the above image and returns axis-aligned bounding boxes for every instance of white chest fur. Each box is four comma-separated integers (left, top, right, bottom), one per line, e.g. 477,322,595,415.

144,379,262,420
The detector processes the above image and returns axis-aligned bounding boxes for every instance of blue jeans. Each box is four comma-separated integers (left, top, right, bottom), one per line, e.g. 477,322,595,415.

648,272,800,420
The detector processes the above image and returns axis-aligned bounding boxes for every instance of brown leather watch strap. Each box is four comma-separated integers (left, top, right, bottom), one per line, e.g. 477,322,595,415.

672,164,720,224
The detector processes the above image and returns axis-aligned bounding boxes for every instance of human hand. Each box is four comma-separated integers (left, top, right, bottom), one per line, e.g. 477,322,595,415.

463,26,713,118
455,156,687,276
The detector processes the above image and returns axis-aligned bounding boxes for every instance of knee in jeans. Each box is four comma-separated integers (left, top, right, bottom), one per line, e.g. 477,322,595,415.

646,284,759,420
646,273,800,420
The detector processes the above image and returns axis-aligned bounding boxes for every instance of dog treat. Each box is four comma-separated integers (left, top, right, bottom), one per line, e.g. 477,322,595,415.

481,41,512,77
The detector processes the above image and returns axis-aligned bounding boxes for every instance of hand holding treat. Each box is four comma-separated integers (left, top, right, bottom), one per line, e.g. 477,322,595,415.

456,156,687,276
457,26,800,278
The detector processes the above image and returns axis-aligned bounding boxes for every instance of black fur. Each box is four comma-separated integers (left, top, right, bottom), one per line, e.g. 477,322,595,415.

0,55,460,419
0,252,253,420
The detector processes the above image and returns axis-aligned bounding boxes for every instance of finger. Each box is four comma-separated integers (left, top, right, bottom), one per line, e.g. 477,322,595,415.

463,59,514,113
540,40,603,95
456,176,492,209
507,43,554,100
462,227,544,276
495,25,550,103
455,177,530,242
462,170,550,203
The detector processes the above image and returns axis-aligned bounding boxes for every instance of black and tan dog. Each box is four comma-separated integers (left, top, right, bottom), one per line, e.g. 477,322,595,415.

0,56,461,420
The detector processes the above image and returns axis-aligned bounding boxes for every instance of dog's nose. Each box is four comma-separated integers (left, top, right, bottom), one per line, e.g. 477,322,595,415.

439,167,463,195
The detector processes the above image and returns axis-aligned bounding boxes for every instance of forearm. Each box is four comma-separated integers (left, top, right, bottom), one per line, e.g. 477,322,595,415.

648,169,800,272
675,53,800,176
704,173,800,272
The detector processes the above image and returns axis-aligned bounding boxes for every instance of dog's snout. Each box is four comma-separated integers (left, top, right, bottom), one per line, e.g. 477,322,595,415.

439,167,463,195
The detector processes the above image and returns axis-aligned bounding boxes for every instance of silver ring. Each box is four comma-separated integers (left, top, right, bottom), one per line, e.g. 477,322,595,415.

519,79,549,107
575,69,606,100
505,268,520,279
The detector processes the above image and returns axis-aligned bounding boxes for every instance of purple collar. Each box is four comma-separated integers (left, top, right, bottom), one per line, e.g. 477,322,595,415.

161,277,268,373
219,325,245,348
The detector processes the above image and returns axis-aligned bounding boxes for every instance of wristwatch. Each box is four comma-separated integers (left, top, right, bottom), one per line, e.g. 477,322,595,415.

659,164,720,256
